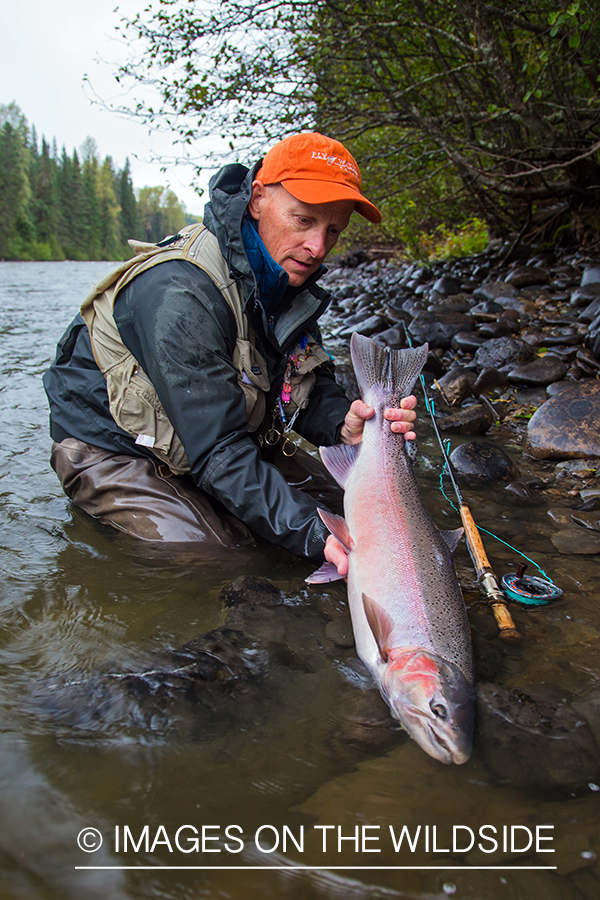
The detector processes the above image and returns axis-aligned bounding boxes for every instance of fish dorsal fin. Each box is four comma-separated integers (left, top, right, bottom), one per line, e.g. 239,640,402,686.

319,443,359,489
305,561,345,584
362,593,394,662
318,509,353,553
350,333,428,405
440,527,464,557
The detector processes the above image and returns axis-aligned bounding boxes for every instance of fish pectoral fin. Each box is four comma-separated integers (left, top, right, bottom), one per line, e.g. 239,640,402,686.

440,526,464,557
319,443,359,489
362,593,394,663
305,562,345,584
318,509,353,554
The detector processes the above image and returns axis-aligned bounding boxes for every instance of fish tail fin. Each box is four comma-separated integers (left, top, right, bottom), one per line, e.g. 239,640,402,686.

350,333,428,404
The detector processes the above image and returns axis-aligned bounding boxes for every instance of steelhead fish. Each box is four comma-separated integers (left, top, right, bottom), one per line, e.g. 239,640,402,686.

308,333,474,764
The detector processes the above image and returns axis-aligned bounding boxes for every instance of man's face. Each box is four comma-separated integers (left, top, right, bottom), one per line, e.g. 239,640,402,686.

248,183,354,287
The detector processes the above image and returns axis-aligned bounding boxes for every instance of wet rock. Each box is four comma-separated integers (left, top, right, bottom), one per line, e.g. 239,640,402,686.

580,486,600,501
408,311,474,349
34,625,273,738
428,297,471,314
504,480,536,502
436,367,478,404
555,459,600,479
431,274,462,296
325,617,355,648
551,528,600,554
570,283,600,308
476,683,600,792
371,324,405,348
507,355,568,386
494,295,538,320
436,404,494,434
472,281,519,302
587,312,600,361
339,314,385,338
547,507,600,528
473,367,511,395
504,265,550,287
477,319,515,338
515,386,548,407
581,265,600,286
579,295,600,323
450,440,520,484
220,575,283,608
451,331,486,353
546,379,582,397
470,299,504,319
334,363,360,401
475,337,536,370
525,380,600,459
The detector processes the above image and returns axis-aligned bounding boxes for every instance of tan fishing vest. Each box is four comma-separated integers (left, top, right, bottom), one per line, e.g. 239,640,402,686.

80,223,328,474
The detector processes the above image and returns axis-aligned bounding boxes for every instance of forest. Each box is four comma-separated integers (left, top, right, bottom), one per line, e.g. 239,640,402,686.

116,0,600,254
0,103,193,262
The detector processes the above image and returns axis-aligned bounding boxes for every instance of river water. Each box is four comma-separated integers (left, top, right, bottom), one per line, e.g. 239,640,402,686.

0,261,599,900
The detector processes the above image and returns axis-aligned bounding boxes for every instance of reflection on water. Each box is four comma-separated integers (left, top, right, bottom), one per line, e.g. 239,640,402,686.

0,261,599,899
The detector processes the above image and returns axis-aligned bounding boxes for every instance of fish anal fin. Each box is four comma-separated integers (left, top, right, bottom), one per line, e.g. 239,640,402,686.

319,443,359,489
318,509,353,554
440,527,464,557
362,593,395,663
305,562,345,584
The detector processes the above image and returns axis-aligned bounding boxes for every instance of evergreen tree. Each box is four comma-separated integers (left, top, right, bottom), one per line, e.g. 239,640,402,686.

81,140,102,259
0,107,189,260
0,121,32,258
119,158,140,246
96,156,121,259
32,137,61,256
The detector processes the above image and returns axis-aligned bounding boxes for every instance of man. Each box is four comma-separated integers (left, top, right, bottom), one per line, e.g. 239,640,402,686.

43,132,416,576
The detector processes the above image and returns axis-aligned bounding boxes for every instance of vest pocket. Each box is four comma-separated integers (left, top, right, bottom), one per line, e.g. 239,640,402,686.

233,338,270,433
106,356,190,474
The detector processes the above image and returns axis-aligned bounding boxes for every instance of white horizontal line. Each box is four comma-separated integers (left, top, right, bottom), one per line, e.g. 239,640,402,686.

75,865,558,871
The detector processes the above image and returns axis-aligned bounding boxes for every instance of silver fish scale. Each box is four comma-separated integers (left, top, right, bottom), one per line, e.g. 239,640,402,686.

348,388,474,686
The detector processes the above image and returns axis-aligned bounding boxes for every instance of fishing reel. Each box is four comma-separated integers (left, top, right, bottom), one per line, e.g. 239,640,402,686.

501,563,563,607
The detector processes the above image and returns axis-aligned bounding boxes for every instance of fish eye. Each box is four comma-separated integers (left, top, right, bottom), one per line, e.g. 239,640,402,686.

430,702,448,719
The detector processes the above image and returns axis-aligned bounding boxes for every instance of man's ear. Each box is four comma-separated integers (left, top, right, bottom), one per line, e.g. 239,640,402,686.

248,180,266,219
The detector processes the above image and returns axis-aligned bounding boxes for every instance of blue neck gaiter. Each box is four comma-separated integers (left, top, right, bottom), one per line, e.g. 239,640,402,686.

241,216,289,317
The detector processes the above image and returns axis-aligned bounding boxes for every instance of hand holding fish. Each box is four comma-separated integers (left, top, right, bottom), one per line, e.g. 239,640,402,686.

340,396,417,445
324,533,350,578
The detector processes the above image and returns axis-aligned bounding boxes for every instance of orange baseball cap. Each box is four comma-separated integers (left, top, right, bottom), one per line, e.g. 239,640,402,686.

255,132,381,224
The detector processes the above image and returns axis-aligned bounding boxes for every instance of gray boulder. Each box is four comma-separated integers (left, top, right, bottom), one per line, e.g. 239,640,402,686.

525,381,600,459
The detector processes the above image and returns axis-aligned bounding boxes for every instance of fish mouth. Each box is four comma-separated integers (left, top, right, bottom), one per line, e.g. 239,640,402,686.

401,704,472,765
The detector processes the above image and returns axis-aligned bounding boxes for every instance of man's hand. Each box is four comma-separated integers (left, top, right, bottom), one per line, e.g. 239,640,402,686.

324,533,349,578
340,396,417,445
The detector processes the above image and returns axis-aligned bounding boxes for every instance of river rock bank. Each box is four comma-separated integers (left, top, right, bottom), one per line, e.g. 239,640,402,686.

320,243,600,554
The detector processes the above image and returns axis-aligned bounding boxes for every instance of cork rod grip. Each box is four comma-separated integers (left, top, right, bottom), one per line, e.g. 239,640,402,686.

459,503,521,643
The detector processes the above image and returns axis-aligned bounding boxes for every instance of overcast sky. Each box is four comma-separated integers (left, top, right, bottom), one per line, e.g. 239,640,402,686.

1,1,224,215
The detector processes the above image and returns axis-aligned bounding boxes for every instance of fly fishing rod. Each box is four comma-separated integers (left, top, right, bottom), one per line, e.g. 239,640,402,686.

401,328,522,642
